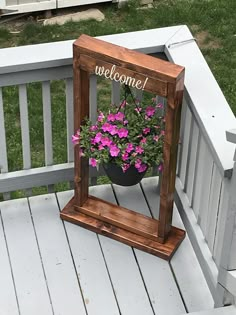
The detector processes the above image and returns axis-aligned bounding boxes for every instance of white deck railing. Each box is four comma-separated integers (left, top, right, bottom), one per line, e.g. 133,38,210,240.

0,26,236,306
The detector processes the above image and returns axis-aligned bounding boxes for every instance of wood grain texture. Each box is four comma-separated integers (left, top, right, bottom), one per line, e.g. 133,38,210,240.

61,197,185,260
74,34,184,85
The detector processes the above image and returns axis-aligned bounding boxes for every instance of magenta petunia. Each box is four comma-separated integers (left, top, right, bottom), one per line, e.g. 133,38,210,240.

101,137,113,147
135,158,142,169
122,163,130,173
158,163,163,172
145,106,155,117
120,100,127,108
137,164,148,173
98,144,104,150
156,103,164,109
90,125,98,132
115,112,125,121
97,112,105,122
107,113,116,122
109,125,118,135
134,107,142,113
94,132,103,143
109,145,120,157
72,133,80,145
135,146,144,154
123,120,128,125
118,128,128,138
122,152,129,161
153,135,159,142
101,123,112,132
126,143,133,153
89,158,97,167
143,127,150,135
140,137,147,144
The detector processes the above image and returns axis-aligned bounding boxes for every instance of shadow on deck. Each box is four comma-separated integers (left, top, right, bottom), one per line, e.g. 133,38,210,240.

0,177,214,315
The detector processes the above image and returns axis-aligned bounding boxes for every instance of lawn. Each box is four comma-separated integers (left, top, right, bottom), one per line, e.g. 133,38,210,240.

0,0,235,198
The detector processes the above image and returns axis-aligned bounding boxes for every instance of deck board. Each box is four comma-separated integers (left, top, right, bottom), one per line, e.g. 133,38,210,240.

0,178,215,315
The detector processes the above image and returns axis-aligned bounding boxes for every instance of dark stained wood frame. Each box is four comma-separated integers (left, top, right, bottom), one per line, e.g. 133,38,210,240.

60,34,186,260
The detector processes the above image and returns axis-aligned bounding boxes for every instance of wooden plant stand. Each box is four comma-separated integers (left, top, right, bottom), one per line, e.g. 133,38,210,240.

60,34,186,261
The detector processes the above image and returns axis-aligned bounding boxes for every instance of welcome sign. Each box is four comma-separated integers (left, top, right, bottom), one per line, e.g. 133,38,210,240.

95,65,149,90
61,34,186,261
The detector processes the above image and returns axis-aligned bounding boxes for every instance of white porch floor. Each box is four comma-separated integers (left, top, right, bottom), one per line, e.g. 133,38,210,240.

0,177,215,315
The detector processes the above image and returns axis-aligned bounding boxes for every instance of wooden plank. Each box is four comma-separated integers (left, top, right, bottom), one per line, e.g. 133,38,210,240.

179,104,192,187
0,212,19,315
187,306,236,315
112,183,186,315
57,189,120,315
89,184,158,315
66,78,74,162
166,25,236,176
141,177,214,312
0,87,8,173
75,35,184,84
111,81,120,105
28,193,87,315
198,144,214,236
0,198,53,315
185,119,199,204
42,81,53,166
206,164,222,252
175,177,221,304
19,84,31,170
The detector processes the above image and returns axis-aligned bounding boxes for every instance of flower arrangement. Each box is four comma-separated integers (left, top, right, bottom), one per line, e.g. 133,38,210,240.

72,86,165,175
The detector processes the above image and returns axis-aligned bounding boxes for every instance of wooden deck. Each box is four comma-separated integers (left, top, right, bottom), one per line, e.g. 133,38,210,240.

0,177,215,315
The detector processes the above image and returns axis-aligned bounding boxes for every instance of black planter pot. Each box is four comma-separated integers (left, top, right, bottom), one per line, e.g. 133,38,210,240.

103,163,147,186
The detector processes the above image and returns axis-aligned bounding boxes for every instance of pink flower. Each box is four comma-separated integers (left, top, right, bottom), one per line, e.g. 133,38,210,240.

120,100,127,108
135,146,144,154
101,137,112,147
123,120,128,125
156,103,164,109
153,135,159,142
109,125,118,135
122,163,130,173
89,158,97,167
98,144,104,150
102,123,112,132
118,128,128,138
145,106,155,117
98,112,105,122
90,125,98,132
79,149,84,157
115,112,125,121
72,132,80,145
140,137,147,144
91,138,96,145
135,107,142,113
109,145,120,157
158,163,163,172
122,152,129,161
143,127,150,135
107,113,116,122
135,159,142,169
137,164,147,173
161,130,165,136
126,143,133,153
94,132,102,143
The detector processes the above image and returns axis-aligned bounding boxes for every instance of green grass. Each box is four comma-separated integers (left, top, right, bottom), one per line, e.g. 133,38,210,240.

0,0,235,197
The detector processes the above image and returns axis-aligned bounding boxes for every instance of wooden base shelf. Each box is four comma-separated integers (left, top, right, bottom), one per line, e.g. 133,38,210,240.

60,196,186,261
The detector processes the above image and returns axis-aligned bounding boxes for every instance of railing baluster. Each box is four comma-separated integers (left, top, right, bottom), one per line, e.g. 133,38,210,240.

0,88,10,200
206,164,222,252
66,78,74,163
179,104,192,186
19,84,31,170
111,81,120,105
42,81,53,192
177,98,187,177
198,143,214,236
185,120,199,203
